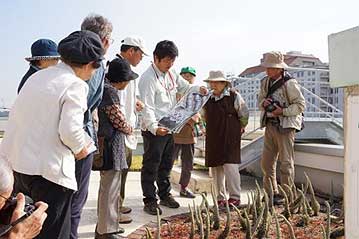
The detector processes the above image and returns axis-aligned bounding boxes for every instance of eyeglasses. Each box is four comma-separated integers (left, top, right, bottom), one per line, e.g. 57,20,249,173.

108,38,114,45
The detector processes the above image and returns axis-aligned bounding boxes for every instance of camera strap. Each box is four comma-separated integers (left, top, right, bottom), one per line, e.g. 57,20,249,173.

0,210,33,236
266,72,292,98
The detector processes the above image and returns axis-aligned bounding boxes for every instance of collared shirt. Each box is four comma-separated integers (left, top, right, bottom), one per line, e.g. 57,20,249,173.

116,54,139,149
138,64,193,135
210,88,249,127
0,62,88,190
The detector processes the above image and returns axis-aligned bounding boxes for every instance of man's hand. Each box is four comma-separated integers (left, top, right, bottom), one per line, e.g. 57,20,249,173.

156,127,169,136
9,193,48,239
199,86,209,95
135,99,144,112
75,147,89,160
271,104,283,117
262,98,272,108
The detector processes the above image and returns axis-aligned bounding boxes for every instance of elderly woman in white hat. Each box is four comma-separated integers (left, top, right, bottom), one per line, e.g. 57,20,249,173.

202,70,249,207
258,51,305,205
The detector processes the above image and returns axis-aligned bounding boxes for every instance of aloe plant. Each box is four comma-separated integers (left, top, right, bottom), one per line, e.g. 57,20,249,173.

218,200,231,239
211,184,220,230
278,184,291,219
304,172,320,216
189,204,195,239
298,189,310,226
244,209,252,239
283,184,294,204
232,204,247,231
197,206,204,239
251,205,264,239
204,206,211,239
273,212,281,239
145,227,153,239
156,208,161,239
325,201,331,239
278,214,296,239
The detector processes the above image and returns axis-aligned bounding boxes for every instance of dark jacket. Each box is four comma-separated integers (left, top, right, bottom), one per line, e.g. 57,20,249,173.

97,82,127,171
203,92,242,167
18,65,40,93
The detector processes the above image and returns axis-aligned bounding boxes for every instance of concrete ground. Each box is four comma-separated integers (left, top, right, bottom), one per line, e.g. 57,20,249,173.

78,171,260,238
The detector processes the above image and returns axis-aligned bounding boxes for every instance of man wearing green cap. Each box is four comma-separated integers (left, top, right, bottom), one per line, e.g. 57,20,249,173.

172,67,199,198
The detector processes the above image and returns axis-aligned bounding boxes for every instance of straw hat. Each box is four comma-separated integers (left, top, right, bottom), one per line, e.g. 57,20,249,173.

204,70,231,83
261,51,288,69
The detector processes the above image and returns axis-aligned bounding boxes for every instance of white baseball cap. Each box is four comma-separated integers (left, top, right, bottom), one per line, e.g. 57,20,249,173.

121,36,149,56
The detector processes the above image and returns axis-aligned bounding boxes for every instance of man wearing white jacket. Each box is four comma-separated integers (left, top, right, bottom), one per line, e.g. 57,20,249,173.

0,30,104,239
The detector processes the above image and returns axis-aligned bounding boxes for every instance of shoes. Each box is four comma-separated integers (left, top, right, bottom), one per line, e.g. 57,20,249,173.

228,198,241,208
118,214,132,224
273,194,285,205
217,200,226,208
144,201,162,215
180,188,196,198
95,229,125,239
160,195,180,208
119,206,132,214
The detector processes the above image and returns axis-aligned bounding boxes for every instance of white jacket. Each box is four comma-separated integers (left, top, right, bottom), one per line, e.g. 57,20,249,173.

0,63,89,191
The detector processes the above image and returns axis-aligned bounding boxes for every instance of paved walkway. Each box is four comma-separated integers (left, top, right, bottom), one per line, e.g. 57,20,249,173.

78,171,259,238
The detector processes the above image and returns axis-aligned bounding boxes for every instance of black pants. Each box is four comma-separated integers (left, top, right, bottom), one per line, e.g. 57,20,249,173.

120,146,132,207
13,172,73,239
172,144,194,187
141,131,174,204
70,153,93,239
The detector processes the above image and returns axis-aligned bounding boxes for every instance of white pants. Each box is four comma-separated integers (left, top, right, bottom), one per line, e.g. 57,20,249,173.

211,164,241,200
97,170,122,234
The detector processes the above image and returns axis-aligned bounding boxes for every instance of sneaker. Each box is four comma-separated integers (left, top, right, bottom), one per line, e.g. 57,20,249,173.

95,229,125,239
144,201,162,215
118,214,132,224
180,188,196,198
119,206,132,214
217,200,226,208
160,195,180,208
273,194,285,205
228,198,241,208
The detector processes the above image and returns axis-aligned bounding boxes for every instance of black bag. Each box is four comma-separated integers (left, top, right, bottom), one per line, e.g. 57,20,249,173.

92,136,114,171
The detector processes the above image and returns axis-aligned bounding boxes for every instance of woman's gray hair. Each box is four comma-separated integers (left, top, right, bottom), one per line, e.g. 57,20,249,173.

0,159,13,194
81,14,113,40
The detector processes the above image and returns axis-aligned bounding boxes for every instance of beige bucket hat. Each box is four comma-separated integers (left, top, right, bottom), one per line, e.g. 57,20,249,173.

261,51,288,69
204,70,231,83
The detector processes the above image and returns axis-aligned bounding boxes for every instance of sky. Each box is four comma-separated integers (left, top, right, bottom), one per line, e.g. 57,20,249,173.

0,0,357,107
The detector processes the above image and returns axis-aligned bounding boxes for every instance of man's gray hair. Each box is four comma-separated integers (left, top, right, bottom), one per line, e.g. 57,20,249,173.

0,159,13,194
81,14,113,40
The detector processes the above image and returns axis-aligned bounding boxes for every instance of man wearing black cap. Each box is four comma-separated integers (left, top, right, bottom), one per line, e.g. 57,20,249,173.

95,58,138,238
0,30,105,239
70,14,113,239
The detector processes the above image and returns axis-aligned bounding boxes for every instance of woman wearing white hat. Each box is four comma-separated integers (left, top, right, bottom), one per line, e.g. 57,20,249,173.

202,70,249,207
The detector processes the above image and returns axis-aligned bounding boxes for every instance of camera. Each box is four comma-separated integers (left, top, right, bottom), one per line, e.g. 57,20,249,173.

0,195,36,225
264,98,281,113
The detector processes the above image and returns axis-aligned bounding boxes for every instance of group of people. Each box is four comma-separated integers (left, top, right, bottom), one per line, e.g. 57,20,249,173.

0,12,305,239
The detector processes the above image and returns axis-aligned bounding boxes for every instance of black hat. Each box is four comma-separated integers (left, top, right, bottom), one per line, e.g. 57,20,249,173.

58,30,104,64
106,58,138,83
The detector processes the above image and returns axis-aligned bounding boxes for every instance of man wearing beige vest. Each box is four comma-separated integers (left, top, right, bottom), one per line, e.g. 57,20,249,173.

258,51,305,204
